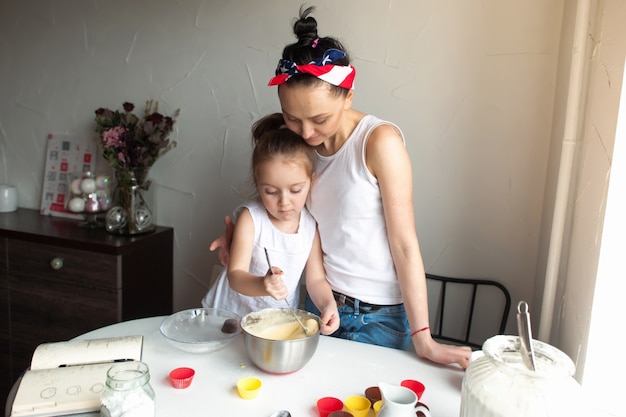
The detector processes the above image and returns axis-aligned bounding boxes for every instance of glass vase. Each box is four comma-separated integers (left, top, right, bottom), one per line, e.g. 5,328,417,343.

105,169,156,235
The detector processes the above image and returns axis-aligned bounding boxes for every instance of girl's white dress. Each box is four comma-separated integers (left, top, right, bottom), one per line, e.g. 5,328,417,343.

201,198,317,318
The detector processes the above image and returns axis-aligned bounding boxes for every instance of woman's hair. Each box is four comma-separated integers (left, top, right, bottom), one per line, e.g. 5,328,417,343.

280,5,351,98
251,113,316,185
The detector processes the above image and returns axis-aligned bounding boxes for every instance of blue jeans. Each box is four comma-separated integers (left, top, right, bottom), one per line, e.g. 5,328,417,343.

305,293,411,350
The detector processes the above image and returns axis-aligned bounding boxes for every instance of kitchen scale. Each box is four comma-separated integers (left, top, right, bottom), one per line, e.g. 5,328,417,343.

10,335,143,417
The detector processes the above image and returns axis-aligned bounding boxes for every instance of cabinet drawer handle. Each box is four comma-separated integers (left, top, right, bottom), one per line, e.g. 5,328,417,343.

50,257,64,270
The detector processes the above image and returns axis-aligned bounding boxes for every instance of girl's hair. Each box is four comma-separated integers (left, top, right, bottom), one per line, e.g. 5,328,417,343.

280,5,351,98
251,113,316,185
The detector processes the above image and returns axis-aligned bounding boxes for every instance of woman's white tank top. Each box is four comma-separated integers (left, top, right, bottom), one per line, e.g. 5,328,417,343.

308,114,404,305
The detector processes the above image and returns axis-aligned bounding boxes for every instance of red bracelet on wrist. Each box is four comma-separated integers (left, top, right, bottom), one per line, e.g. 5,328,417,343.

410,326,430,338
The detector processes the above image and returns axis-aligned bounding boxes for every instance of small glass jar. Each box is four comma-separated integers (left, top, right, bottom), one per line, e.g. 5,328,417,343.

460,335,585,417
100,361,155,417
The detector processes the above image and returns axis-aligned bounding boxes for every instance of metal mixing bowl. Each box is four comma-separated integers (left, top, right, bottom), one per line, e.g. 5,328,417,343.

241,308,321,374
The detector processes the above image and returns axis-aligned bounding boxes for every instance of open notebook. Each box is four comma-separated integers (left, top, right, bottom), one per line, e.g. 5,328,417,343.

10,336,143,417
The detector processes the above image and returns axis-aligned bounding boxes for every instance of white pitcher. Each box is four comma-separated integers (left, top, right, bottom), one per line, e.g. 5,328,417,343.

378,382,432,417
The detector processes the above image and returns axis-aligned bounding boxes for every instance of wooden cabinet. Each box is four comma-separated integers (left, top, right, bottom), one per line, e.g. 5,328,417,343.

0,208,173,414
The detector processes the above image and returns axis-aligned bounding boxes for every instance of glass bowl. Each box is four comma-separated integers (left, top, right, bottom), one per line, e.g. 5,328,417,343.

65,171,113,228
159,308,241,353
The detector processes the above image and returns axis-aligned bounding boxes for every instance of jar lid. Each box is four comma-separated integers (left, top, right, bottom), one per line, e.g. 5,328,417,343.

482,335,576,378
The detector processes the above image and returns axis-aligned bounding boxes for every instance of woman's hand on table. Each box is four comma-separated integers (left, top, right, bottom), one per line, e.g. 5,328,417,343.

413,333,472,369
209,216,234,265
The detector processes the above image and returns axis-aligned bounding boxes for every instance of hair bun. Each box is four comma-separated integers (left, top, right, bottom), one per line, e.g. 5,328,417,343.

293,5,318,43
280,5,350,71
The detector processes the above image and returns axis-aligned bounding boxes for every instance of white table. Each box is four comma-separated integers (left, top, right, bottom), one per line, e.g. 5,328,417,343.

9,317,465,417
81,317,463,416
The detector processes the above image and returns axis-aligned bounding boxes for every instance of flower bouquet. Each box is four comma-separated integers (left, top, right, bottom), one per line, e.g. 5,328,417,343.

94,100,179,234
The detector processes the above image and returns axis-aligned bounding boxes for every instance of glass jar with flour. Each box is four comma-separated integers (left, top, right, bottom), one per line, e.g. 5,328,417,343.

100,361,155,417
460,335,586,417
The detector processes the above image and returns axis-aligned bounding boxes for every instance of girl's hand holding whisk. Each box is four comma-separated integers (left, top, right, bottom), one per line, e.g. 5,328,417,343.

264,266,289,300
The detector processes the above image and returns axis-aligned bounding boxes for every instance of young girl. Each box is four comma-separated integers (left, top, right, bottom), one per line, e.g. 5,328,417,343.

202,113,339,335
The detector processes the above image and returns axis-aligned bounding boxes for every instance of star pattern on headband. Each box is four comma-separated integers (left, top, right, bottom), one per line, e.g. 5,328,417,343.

275,49,346,76
276,60,297,76
311,49,346,66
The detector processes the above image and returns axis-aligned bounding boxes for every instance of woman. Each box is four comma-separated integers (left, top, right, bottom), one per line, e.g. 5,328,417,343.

212,6,471,368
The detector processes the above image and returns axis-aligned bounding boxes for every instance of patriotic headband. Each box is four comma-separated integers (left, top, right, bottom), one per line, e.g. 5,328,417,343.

268,48,356,90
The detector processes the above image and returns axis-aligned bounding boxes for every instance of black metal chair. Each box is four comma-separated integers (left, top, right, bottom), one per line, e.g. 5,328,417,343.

426,273,511,350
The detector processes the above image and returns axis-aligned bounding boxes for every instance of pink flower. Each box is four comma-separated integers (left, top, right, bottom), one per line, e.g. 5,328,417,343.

102,126,127,148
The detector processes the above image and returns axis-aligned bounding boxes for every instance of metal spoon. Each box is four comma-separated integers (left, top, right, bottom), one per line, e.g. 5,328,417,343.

263,247,310,336
517,301,536,371
269,411,291,417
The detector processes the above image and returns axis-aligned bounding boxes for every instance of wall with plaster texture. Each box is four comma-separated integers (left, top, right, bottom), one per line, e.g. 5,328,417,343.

0,0,571,334
549,0,626,384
